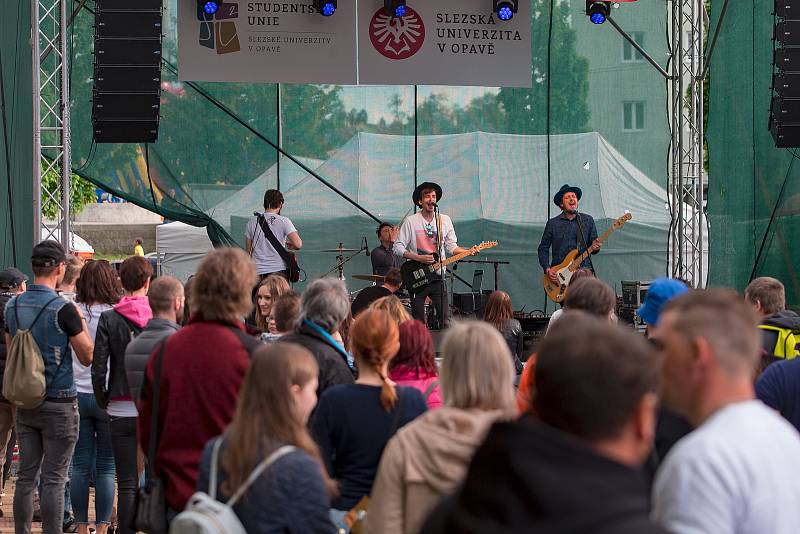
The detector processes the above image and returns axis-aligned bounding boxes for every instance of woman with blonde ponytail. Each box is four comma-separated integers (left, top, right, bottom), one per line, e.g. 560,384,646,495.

311,309,428,532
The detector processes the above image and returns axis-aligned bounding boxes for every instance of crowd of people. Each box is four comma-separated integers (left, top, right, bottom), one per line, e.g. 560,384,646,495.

2,236,800,534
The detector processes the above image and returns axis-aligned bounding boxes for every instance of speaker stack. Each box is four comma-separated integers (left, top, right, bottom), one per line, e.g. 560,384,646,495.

772,0,800,147
92,0,163,143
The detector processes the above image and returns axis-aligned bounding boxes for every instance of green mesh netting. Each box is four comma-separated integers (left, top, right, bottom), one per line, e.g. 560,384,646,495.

707,0,800,307
64,0,670,310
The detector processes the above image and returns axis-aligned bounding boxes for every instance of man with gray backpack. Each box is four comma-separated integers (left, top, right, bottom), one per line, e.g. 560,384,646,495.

3,241,94,534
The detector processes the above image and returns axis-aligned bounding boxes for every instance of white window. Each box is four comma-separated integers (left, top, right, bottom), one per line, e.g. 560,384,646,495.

623,102,645,131
622,32,645,63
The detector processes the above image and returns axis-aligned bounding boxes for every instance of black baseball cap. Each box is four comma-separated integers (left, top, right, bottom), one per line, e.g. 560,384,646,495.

31,240,67,268
0,268,27,289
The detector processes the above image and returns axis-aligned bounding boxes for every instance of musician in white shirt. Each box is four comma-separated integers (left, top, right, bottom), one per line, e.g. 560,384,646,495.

393,182,476,327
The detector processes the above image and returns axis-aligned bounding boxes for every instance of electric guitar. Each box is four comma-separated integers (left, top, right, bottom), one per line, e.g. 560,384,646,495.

401,241,498,292
543,212,632,303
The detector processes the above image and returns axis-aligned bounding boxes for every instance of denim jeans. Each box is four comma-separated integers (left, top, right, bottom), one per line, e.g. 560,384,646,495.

14,400,79,534
110,416,138,534
71,393,115,525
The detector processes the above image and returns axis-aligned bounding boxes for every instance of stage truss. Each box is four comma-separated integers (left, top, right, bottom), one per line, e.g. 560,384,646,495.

33,0,707,284
33,0,71,250
668,0,706,288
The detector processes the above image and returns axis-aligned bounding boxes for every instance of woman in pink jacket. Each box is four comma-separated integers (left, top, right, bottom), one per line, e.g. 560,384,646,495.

388,320,442,409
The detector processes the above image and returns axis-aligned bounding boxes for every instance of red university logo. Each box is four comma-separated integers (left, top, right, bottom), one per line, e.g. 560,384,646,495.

368,6,425,60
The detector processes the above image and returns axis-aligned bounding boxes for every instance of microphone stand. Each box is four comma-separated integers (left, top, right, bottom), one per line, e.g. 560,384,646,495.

574,209,596,273
434,203,446,330
321,243,368,280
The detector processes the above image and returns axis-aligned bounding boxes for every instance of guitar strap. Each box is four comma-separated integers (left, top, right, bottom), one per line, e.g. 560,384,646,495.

574,211,596,273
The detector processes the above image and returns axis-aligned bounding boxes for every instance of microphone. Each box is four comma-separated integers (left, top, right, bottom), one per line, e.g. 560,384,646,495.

431,202,439,208
363,236,370,257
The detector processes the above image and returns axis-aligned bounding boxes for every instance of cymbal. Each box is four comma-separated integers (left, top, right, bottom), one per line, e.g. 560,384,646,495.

352,274,385,282
319,248,361,252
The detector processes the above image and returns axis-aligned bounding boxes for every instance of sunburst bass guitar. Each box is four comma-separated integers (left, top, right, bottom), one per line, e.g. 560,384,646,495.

543,212,632,303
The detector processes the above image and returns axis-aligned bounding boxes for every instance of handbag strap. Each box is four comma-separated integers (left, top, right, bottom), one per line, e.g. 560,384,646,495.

146,340,167,479
13,296,61,331
422,380,439,401
209,438,296,506
255,214,292,267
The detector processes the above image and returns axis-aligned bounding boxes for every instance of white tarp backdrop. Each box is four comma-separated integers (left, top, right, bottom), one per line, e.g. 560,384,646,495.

178,0,532,86
206,132,675,311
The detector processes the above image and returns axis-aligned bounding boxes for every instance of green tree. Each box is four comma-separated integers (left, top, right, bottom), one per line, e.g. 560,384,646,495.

497,0,590,134
41,169,96,219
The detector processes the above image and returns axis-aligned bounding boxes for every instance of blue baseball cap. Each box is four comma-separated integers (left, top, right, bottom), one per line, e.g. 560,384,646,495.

638,278,689,326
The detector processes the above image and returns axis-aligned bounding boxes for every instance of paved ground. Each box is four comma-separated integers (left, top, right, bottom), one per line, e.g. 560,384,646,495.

0,477,100,534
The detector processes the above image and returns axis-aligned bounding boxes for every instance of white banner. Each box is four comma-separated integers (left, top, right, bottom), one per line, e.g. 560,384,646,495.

178,1,531,87
178,1,358,84
357,0,531,87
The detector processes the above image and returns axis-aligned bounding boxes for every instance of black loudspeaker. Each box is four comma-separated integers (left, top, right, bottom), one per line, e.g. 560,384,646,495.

775,48,800,71
92,1,163,143
452,291,491,319
775,21,800,45
517,316,550,359
770,121,800,147
774,72,800,97
776,0,800,19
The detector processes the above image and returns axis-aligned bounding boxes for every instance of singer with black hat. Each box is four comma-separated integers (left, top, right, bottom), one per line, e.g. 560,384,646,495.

393,182,477,328
538,183,601,284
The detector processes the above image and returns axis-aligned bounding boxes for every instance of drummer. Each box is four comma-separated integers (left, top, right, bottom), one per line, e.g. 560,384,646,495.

371,222,402,277
351,268,403,317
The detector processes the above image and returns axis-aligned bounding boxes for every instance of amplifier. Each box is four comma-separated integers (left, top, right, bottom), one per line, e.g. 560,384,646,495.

621,280,651,308
517,316,550,359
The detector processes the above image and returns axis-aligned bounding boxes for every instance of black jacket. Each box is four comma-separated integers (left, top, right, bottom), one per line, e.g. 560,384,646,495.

92,309,143,409
499,318,524,373
123,318,180,404
280,322,355,397
0,292,15,403
421,416,667,534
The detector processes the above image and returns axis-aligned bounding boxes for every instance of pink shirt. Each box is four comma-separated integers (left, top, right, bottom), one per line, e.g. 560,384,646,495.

388,365,442,409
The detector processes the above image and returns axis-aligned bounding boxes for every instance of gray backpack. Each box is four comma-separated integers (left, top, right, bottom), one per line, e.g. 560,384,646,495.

3,297,61,409
169,438,295,534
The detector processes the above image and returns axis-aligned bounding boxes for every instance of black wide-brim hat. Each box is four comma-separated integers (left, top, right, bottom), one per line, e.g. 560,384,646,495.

553,184,583,207
412,182,443,206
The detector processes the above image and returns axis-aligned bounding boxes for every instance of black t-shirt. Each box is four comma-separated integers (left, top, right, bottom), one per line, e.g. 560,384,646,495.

3,299,82,338
350,286,392,317
311,384,428,510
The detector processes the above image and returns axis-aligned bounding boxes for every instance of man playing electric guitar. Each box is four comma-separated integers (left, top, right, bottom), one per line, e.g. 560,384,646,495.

538,184,602,288
393,182,478,327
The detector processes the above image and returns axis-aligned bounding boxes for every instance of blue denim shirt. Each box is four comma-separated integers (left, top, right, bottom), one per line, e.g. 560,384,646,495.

4,285,77,399
537,212,599,271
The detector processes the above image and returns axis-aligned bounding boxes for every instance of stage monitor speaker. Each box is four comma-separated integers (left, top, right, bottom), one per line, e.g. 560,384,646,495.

452,291,491,319
92,0,163,144
776,0,800,20
776,21,800,45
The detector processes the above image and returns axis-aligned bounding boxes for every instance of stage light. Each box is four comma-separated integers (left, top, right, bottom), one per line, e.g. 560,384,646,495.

313,0,337,16
493,0,518,21
198,0,219,15
586,1,611,24
384,0,407,18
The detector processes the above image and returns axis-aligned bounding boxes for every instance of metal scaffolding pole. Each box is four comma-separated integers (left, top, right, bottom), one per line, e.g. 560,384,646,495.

33,0,71,251
668,0,705,287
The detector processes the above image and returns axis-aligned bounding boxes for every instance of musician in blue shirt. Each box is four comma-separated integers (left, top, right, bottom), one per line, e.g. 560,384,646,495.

538,184,601,285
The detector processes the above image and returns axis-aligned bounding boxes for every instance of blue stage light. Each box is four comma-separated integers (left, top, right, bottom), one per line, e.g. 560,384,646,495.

590,12,606,23
385,0,407,18
322,1,335,15
202,1,219,15
493,0,517,22
395,4,406,17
